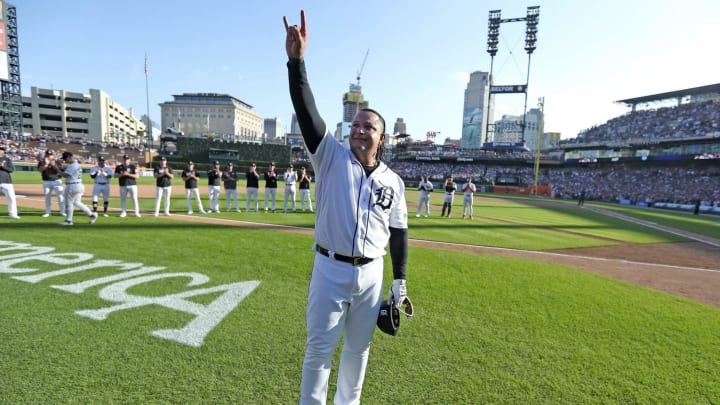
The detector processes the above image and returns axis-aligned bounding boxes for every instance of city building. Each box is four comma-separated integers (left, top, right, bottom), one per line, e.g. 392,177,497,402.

462,71,491,149
393,118,406,135
264,117,282,140
340,83,369,143
290,113,300,134
159,93,262,143
492,107,543,151
21,86,147,146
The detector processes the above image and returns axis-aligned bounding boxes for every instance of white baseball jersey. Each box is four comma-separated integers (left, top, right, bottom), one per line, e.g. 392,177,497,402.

310,131,407,258
462,182,476,196
90,165,114,185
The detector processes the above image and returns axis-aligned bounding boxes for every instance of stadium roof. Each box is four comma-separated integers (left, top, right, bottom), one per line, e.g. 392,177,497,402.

616,83,720,106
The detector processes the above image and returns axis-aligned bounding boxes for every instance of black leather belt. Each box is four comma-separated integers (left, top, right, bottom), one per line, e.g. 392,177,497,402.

315,245,374,266
66,182,79,185
97,183,107,185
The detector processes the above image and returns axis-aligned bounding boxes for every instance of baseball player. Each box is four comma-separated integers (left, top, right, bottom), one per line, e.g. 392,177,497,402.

285,12,409,404
153,156,174,216
114,154,141,217
207,161,222,213
181,161,206,215
245,163,260,212
37,149,66,218
415,175,434,217
0,146,20,219
263,162,278,213
283,164,298,213
58,151,97,225
89,156,114,217
461,176,477,219
298,166,313,213
222,162,241,212
440,175,457,217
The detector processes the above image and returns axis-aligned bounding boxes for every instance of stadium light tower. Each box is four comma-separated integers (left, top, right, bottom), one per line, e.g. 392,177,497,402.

484,6,540,147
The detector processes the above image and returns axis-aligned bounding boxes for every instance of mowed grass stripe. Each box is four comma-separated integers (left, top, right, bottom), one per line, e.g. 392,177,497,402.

1,219,719,403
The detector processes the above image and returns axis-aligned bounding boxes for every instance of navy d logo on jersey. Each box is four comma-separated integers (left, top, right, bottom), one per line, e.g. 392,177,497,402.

374,187,395,210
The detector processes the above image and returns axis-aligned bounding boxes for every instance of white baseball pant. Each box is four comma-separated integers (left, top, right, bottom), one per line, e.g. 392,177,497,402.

64,183,92,222
246,187,259,212
264,188,277,211
416,191,430,216
42,179,65,215
300,253,384,405
0,183,18,217
225,189,240,212
300,189,313,212
284,185,297,212
120,185,140,215
208,185,221,212
154,186,172,215
462,194,473,217
185,188,205,213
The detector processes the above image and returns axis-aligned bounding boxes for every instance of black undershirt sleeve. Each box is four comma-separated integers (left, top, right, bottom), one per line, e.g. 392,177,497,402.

389,227,408,280
287,58,326,154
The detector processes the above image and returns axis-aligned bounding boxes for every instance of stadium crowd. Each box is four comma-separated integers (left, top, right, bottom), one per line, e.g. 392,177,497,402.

564,100,720,145
387,160,720,208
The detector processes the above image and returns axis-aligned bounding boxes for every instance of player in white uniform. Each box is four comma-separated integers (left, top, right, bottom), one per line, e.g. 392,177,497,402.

461,176,477,219
415,175,433,217
283,165,298,213
285,12,409,404
90,156,114,217
58,151,97,225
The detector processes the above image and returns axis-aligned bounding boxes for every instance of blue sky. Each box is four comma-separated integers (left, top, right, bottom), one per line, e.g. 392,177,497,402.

15,0,720,144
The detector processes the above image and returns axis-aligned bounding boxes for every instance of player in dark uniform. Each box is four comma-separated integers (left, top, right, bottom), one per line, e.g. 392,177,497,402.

246,163,260,212
440,175,457,217
182,161,206,215
298,166,313,212
153,156,174,216
222,162,241,212
207,161,222,213
264,162,278,213
37,149,66,217
114,154,141,217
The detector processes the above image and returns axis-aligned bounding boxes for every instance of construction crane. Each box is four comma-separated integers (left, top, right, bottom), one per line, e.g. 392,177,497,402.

350,49,369,92
356,49,369,87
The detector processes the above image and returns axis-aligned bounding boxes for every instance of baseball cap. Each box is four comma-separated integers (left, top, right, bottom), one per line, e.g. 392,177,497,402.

213,160,220,165
123,154,129,159
160,156,167,160
228,162,234,166
98,156,105,161
45,149,54,156
188,161,194,165
289,164,293,168
62,151,73,159
251,163,256,167
270,162,275,166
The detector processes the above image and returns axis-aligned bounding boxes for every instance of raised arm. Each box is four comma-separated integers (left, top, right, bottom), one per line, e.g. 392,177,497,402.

284,10,325,153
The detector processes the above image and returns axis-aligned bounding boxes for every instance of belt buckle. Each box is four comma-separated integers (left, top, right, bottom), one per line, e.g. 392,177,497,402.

351,257,362,266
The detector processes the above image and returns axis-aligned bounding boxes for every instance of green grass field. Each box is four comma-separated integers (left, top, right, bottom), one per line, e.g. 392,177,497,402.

1,175,720,403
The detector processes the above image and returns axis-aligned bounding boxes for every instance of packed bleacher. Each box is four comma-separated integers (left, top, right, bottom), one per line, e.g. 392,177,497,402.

563,100,720,146
387,160,720,208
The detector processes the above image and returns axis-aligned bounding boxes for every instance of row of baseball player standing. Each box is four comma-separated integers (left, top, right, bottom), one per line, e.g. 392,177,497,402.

38,152,142,219
418,175,476,219
163,160,314,216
